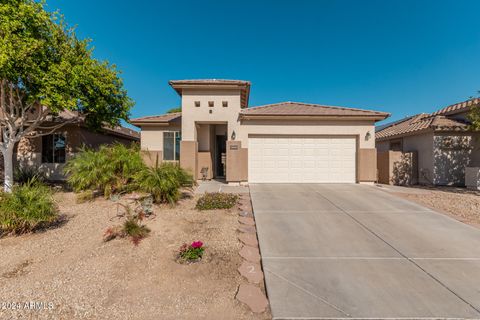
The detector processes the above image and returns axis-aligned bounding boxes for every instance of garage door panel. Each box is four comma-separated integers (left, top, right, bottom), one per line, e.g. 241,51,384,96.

277,160,289,168
248,136,356,183
303,160,315,168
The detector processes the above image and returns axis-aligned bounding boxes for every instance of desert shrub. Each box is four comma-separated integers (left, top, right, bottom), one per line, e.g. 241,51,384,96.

103,204,150,245
178,241,205,262
64,143,145,196
14,165,46,185
166,106,181,113
76,190,95,203
123,216,151,245
0,181,58,234
195,192,238,210
135,163,195,204
103,225,122,242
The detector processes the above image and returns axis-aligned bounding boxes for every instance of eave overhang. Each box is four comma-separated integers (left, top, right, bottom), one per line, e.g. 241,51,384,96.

169,80,251,108
239,114,390,121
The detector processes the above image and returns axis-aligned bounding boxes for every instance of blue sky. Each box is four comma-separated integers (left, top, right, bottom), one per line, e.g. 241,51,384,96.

47,0,480,126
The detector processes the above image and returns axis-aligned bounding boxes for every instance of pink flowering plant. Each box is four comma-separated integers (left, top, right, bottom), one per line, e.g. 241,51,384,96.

178,241,205,262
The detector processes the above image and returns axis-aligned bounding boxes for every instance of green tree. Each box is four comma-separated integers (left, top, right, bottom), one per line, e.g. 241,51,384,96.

468,93,480,130
166,106,181,113
0,0,133,192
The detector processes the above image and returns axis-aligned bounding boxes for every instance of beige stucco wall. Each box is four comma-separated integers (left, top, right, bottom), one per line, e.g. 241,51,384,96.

140,122,181,152
376,140,390,152
237,119,376,149
469,132,480,167
433,132,475,186
181,88,241,141
179,88,242,181
140,86,380,183
358,148,377,182
377,150,417,185
402,132,434,184
196,124,212,152
226,141,248,182
377,151,394,184
377,130,480,186
197,151,213,179
141,151,163,167
180,141,197,178
237,120,376,182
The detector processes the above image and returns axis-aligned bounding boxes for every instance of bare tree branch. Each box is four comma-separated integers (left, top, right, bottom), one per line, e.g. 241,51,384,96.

26,119,80,138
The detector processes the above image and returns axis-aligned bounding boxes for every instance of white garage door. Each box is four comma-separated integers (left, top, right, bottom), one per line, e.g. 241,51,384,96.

248,136,356,183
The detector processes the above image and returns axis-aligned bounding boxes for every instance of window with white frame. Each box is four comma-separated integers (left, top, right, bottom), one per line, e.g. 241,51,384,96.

163,131,181,160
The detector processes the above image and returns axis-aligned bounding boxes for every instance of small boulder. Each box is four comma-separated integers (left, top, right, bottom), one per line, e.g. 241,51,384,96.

238,225,256,234
236,284,269,313
238,261,264,284
238,233,258,247
239,245,261,263
238,217,255,226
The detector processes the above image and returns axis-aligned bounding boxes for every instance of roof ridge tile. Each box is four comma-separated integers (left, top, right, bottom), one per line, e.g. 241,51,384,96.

243,101,388,116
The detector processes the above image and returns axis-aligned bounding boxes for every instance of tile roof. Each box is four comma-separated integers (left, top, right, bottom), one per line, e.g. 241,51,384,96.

240,101,390,119
103,126,140,140
431,98,479,116
169,79,251,108
431,116,469,129
169,79,250,86
376,98,479,141
376,113,469,140
375,115,416,132
52,110,139,139
130,112,181,124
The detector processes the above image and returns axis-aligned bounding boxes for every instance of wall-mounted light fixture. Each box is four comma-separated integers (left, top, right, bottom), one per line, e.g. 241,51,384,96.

231,130,236,141
365,131,371,141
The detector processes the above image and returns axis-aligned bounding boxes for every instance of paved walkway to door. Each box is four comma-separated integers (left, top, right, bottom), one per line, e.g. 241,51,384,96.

194,180,249,194
250,184,480,319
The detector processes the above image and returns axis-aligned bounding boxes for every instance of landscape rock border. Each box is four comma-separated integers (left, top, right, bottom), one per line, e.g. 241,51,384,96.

235,193,269,314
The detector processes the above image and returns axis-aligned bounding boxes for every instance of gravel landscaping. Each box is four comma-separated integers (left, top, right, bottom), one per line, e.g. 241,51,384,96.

0,191,271,320
385,185,480,227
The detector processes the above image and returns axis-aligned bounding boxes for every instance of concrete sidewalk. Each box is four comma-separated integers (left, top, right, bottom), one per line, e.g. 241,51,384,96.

194,179,249,194
251,184,480,319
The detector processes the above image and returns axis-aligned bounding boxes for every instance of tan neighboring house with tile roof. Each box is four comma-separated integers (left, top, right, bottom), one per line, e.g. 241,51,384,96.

8,110,140,181
376,98,480,186
131,79,389,184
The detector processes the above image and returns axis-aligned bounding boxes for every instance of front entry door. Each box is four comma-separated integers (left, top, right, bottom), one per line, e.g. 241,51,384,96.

215,135,227,178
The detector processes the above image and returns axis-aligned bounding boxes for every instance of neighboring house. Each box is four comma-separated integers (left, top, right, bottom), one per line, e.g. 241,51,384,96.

131,79,389,184
376,98,480,186
10,110,140,180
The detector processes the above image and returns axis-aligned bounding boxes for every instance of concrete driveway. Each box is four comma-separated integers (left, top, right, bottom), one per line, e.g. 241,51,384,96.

250,184,480,319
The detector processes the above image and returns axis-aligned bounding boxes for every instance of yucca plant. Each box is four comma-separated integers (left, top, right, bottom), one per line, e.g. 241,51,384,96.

64,143,145,196
135,163,195,204
0,180,58,234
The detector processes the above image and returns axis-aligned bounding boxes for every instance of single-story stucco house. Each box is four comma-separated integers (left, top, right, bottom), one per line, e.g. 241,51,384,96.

9,110,140,181
131,79,390,184
376,98,480,186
